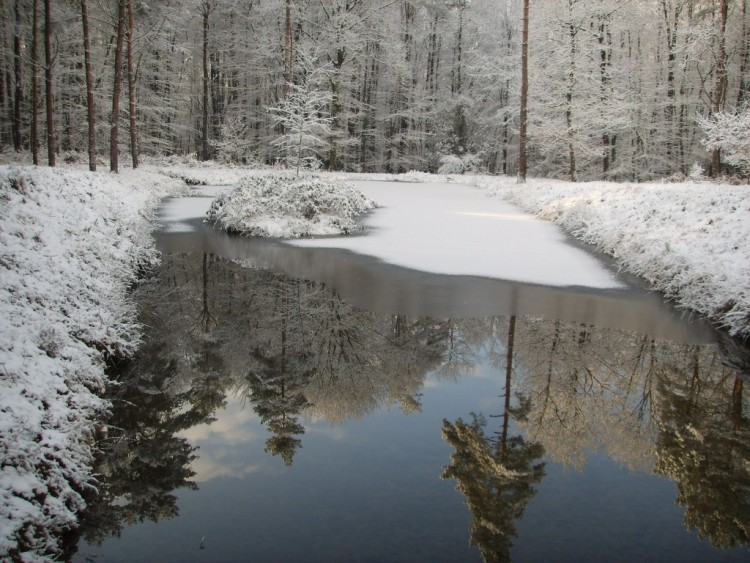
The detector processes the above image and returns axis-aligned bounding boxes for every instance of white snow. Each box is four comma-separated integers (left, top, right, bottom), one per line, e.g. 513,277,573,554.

476,176,750,337
288,180,624,289
0,165,182,560
205,174,376,238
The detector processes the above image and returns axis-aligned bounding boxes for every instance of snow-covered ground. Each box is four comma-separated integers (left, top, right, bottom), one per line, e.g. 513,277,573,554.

0,165,183,560
479,176,749,338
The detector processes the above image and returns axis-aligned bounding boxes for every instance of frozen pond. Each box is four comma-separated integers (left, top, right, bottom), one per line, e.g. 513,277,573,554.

72,183,750,562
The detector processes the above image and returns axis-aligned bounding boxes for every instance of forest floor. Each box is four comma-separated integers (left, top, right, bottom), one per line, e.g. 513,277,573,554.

0,160,748,560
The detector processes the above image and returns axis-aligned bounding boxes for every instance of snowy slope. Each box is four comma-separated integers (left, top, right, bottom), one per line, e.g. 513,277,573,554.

478,176,750,338
0,166,182,560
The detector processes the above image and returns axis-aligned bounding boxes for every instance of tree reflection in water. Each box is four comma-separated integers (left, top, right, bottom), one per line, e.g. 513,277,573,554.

76,251,750,556
443,318,546,562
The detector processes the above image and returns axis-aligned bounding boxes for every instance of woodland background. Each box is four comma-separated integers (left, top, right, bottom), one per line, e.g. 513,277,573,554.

1,0,747,180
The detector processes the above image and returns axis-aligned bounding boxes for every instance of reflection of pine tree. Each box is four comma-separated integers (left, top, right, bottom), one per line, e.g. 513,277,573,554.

78,339,228,547
655,348,750,549
442,414,545,562
245,351,313,467
442,317,545,562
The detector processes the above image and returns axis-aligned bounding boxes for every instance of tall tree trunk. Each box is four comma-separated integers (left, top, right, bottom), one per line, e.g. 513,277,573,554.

44,0,55,166
518,0,529,183
283,0,293,99
598,18,613,178
711,0,729,177
31,0,39,164
738,0,749,105
81,0,96,171
13,0,23,152
127,0,138,168
201,1,210,161
110,0,126,172
566,1,578,182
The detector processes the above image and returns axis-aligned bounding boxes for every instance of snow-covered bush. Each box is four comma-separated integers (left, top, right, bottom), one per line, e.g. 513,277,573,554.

0,166,180,560
697,108,750,175
206,173,376,238
437,153,484,175
210,116,259,165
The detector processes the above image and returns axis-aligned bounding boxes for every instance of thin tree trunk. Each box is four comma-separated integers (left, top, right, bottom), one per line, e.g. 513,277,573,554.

566,4,577,183
518,0,529,182
81,0,96,171
283,0,293,99
110,0,126,172
13,0,23,152
711,0,729,177
127,0,138,168
44,0,55,166
201,1,210,161
737,0,749,105
31,0,39,164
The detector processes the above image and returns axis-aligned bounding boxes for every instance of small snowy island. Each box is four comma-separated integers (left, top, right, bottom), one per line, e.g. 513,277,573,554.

205,173,376,238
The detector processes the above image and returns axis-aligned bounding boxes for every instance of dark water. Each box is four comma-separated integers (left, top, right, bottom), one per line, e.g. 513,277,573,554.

73,206,750,562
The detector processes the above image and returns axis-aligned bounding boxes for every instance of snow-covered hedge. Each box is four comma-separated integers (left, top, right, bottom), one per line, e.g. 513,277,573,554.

486,178,750,338
0,166,180,560
206,173,376,238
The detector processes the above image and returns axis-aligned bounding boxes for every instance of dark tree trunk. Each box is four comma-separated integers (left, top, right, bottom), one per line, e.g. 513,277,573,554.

127,0,138,168
283,0,293,99
31,0,39,164
518,0,529,182
13,0,23,152
81,0,96,171
737,0,749,106
110,0,126,172
201,1,210,161
44,0,55,166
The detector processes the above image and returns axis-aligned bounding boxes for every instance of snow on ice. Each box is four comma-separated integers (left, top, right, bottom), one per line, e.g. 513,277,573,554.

288,179,625,289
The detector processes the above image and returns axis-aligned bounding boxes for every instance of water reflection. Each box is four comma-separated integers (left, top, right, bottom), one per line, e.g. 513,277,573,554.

76,252,749,560
442,317,546,562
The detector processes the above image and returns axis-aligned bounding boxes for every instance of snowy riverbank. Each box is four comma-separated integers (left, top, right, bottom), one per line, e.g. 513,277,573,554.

480,176,749,338
0,165,182,560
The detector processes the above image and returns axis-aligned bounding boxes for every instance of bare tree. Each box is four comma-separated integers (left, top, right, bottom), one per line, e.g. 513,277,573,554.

81,0,96,171
31,0,40,164
43,0,56,166
518,0,529,182
201,1,211,161
284,0,293,99
110,0,126,172
12,0,23,152
711,0,729,177
127,0,138,168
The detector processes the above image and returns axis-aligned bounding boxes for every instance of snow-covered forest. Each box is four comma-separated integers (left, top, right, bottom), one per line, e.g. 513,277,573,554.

1,0,749,180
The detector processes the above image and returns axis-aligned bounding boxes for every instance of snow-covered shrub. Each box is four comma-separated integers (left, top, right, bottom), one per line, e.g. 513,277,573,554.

697,107,750,175
689,162,707,181
206,173,376,238
210,116,259,165
437,153,484,175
